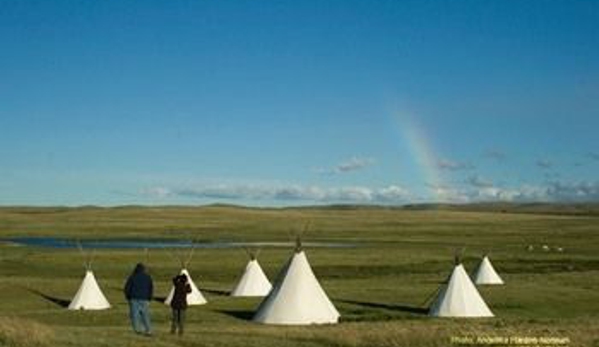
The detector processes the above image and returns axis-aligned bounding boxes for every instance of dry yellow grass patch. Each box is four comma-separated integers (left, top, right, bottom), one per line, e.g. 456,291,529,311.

0,317,54,347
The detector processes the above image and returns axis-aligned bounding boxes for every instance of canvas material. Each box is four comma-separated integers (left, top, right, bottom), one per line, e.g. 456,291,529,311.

253,251,340,325
429,264,494,317
68,271,111,310
164,269,207,305
231,259,272,297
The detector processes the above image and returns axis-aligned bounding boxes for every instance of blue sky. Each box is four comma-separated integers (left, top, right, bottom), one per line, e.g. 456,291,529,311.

1,0,598,206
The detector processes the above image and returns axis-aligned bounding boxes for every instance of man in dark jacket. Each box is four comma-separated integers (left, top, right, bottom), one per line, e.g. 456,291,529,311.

124,263,154,335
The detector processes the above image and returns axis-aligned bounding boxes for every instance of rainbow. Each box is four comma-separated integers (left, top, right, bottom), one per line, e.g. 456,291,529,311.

390,110,444,201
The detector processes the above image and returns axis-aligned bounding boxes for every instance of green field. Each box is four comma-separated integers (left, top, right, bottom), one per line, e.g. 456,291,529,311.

1,205,598,347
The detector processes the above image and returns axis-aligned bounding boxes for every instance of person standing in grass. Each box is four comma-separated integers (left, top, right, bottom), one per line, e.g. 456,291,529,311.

170,273,191,335
124,263,154,336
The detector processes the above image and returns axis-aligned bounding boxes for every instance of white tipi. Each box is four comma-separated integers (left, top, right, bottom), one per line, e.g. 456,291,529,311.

472,255,504,285
68,247,111,310
429,259,493,317
231,249,272,297
164,245,207,306
253,238,340,325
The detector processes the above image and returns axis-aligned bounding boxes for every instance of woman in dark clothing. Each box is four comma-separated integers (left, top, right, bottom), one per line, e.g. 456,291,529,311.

170,274,191,335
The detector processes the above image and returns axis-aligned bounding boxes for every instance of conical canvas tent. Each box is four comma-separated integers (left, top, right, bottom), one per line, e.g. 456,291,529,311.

68,270,111,310
429,263,493,317
231,248,272,297
253,237,339,325
164,245,207,306
68,245,111,310
472,256,504,285
164,268,207,305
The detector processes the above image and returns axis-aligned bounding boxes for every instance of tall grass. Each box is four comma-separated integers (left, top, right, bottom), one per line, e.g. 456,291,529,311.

0,317,54,347
0,206,598,347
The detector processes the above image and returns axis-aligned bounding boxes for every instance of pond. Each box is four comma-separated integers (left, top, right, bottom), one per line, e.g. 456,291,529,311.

2,237,355,249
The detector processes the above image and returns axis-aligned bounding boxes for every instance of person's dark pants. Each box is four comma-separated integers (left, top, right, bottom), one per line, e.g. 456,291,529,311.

171,308,186,335
128,300,152,335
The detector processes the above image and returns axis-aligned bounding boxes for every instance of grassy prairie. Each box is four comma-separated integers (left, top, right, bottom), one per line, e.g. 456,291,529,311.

0,205,598,347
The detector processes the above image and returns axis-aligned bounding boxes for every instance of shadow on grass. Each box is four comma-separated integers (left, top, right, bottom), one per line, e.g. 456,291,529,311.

107,286,125,295
200,287,230,296
153,296,167,303
216,309,255,321
26,288,71,308
336,299,428,315
107,285,166,304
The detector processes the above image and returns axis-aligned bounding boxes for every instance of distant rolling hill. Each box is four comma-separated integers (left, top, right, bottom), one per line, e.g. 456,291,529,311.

400,202,599,216
1,202,598,216
287,202,599,216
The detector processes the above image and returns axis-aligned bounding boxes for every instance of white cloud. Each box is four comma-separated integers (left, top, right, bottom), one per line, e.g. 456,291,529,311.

317,156,375,175
428,180,599,203
141,180,599,205
143,183,411,204
536,159,554,169
544,181,599,202
466,175,494,188
436,159,475,171
141,186,172,198
483,149,507,161
588,152,599,161
272,185,325,201
326,186,373,201
427,184,471,203
375,185,410,202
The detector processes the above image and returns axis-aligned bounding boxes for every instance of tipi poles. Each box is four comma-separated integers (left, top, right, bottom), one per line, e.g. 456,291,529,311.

184,241,197,268
76,240,95,271
241,246,261,260
167,249,184,268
